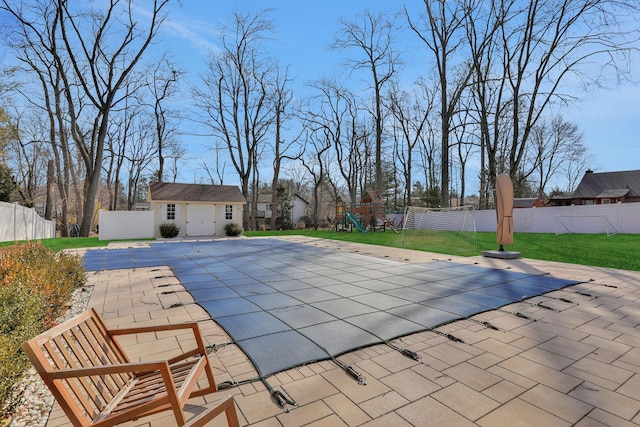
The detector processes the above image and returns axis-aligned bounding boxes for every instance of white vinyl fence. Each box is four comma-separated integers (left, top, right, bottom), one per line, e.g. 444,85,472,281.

98,210,155,240
473,202,640,234
0,201,56,242
392,202,640,235
388,203,640,235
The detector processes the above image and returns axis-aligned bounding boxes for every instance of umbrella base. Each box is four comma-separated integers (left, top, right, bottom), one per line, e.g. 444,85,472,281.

482,250,521,259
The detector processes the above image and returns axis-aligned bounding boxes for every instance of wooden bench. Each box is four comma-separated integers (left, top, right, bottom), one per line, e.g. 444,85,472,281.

21,308,240,427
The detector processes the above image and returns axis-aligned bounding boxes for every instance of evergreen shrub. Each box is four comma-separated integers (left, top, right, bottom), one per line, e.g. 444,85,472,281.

159,222,180,238
224,223,243,236
0,243,85,417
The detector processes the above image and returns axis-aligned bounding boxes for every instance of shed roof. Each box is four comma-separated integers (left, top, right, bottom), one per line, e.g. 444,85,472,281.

148,182,246,203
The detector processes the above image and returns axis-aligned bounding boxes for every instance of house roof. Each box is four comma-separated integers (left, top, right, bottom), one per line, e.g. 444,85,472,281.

549,193,573,200
293,194,309,205
256,193,272,204
148,182,246,203
255,193,309,204
596,188,631,198
513,198,544,208
572,170,640,199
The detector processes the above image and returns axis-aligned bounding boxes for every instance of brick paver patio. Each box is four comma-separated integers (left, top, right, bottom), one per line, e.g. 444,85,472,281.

47,236,640,426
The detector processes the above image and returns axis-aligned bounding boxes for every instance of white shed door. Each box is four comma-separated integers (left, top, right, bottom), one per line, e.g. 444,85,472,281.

186,204,215,236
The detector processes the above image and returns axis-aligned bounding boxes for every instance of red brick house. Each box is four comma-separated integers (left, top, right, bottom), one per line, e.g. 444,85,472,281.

565,169,640,205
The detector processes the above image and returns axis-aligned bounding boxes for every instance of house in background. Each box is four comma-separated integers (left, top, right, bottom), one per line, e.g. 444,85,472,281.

568,169,640,205
291,194,310,225
513,197,546,208
252,193,309,229
148,182,245,237
546,193,573,207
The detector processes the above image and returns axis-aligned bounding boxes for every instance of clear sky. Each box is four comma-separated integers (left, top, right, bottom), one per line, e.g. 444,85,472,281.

151,0,639,189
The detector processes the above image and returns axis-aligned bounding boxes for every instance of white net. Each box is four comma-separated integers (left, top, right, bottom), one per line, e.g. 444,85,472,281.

401,206,477,252
555,215,618,236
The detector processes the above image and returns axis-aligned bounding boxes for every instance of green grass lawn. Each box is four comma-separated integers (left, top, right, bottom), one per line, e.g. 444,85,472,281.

244,229,640,272
0,237,151,252
2,231,637,272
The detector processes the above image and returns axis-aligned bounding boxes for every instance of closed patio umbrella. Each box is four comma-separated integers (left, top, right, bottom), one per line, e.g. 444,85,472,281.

495,173,514,250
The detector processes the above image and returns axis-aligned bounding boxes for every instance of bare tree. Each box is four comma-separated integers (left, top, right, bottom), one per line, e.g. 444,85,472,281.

386,80,434,207
281,164,309,199
406,1,475,208
2,1,77,235
407,80,442,208
103,120,127,211
145,55,183,183
124,117,158,209
299,130,332,229
563,143,596,193
164,140,186,183
103,79,141,211
104,93,160,210
269,65,299,231
62,0,169,235
462,0,506,208
333,9,399,193
194,10,275,230
2,0,170,236
8,110,51,207
201,146,226,185
451,107,476,206
527,115,588,197
306,79,366,203
470,0,639,196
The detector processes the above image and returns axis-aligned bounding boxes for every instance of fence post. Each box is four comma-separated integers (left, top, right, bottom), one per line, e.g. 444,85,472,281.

13,202,17,241
617,201,622,234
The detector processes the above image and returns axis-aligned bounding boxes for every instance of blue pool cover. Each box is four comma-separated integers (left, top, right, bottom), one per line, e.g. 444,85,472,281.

83,239,580,377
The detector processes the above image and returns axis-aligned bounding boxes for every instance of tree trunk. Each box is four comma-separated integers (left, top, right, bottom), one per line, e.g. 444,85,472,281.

44,159,54,220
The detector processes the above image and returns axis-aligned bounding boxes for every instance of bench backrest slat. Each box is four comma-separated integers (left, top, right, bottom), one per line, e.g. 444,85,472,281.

22,308,134,426
53,327,121,408
72,322,129,393
43,337,101,419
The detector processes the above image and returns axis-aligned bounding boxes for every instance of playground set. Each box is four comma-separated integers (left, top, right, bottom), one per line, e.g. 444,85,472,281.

331,190,399,233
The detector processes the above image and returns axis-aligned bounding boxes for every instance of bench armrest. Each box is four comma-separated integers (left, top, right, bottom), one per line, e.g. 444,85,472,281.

108,322,200,336
108,322,209,364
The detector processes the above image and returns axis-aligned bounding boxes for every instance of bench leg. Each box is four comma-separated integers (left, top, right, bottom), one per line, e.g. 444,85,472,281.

184,396,240,427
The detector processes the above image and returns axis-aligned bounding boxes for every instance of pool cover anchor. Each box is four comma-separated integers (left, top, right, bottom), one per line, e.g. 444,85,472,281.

507,311,537,321
430,329,466,344
262,378,297,412
195,367,297,412
534,300,557,311
333,358,367,385
205,342,234,354
271,389,297,412
386,341,422,363
477,320,500,331
466,318,501,331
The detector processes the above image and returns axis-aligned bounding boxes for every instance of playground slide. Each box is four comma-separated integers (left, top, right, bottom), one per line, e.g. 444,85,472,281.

346,213,368,233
